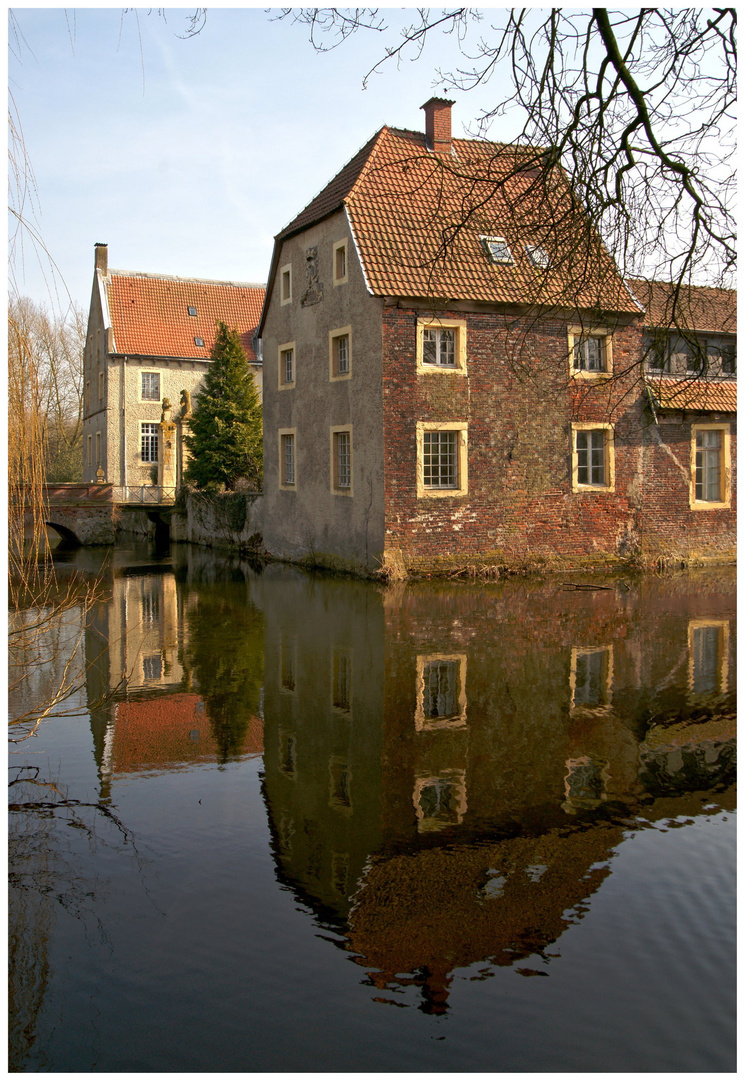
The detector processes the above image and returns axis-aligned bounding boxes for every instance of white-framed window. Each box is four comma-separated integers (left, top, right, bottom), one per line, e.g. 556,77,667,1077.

416,318,467,375
571,423,615,492
690,423,730,509
333,239,348,285
280,263,292,305
331,427,352,495
141,371,160,401
278,342,295,389
480,235,512,264
416,422,468,498
329,327,352,380
568,326,613,377
570,646,613,710
278,429,296,488
415,654,467,731
141,423,159,463
688,619,729,696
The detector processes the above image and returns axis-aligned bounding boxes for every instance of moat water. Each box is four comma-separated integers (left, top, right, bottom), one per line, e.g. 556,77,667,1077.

9,541,736,1071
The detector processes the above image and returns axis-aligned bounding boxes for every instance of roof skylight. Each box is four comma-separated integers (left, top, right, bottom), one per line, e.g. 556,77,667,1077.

187,305,197,316
525,245,550,269
194,336,205,347
481,236,512,265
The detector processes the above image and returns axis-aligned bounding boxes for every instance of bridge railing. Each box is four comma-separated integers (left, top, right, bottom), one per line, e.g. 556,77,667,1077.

111,486,177,504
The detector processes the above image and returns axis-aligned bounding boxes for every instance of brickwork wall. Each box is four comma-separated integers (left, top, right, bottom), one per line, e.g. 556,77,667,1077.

381,306,735,567
639,415,736,558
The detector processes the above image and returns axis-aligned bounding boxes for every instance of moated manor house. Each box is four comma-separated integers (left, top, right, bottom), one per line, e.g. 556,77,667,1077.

84,99,736,573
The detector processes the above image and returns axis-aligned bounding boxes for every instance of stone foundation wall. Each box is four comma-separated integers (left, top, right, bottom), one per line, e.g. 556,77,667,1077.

171,490,264,554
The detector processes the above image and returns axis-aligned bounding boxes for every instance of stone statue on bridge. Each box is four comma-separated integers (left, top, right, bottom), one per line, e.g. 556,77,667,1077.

158,398,177,489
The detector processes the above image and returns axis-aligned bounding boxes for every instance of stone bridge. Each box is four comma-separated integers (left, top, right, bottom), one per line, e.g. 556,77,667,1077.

22,484,176,546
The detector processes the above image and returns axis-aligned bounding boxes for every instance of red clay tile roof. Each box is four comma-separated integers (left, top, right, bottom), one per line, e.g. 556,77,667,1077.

106,272,265,362
645,377,737,412
113,693,264,771
629,278,736,334
270,126,639,315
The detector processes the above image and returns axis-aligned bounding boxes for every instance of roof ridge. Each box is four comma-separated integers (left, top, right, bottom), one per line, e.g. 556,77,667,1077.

385,125,545,155
629,276,736,294
108,269,265,289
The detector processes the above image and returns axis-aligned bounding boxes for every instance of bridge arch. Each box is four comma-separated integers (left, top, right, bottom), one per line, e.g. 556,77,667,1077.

45,521,82,546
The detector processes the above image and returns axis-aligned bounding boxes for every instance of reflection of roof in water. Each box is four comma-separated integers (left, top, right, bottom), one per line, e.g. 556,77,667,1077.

347,824,623,1009
113,693,263,772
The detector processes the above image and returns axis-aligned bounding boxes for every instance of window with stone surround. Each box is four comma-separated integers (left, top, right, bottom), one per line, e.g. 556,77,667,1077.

690,424,730,508
413,769,467,833
570,646,613,709
279,430,296,488
141,423,159,463
280,263,292,305
141,371,160,401
415,654,467,731
688,619,729,696
278,342,295,389
571,423,615,492
329,327,352,380
331,427,352,494
416,422,468,497
333,240,348,285
416,317,467,374
568,326,613,378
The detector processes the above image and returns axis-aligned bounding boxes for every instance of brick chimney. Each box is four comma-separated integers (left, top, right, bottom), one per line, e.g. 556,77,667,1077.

94,243,108,274
421,97,455,155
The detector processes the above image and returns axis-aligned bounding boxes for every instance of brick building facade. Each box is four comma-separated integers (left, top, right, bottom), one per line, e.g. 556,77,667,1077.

257,100,736,574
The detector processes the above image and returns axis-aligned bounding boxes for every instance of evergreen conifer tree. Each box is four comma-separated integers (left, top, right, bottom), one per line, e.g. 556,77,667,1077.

184,321,262,490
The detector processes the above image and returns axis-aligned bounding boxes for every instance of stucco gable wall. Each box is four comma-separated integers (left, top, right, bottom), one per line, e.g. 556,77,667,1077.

261,209,385,573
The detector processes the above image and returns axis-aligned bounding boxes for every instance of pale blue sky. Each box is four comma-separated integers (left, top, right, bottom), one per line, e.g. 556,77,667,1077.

9,6,521,315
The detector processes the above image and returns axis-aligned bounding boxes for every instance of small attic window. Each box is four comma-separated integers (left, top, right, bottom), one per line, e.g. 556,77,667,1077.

481,236,512,265
187,305,197,316
194,336,205,347
526,245,550,268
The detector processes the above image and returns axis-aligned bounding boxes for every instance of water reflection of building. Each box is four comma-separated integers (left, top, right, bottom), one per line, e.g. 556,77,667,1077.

84,555,264,797
256,566,736,1011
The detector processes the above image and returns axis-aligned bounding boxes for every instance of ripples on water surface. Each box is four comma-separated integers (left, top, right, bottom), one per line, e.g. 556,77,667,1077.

8,543,736,1072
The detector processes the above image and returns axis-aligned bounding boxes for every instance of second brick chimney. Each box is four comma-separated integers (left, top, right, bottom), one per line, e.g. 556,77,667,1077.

421,97,455,155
